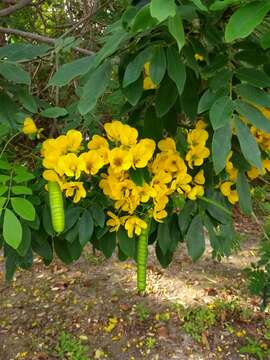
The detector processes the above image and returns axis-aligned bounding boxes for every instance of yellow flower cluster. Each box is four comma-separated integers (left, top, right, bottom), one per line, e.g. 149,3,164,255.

99,121,210,235
41,130,89,203
220,181,238,205
185,120,210,168
107,212,148,238
238,106,270,151
219,152,239,205
99,121,157,234
143,62,158,90
219,106,270,204
40,120,214,237
251,126,270,151
247,160,270,180
150,136,206,220
220,149,270,204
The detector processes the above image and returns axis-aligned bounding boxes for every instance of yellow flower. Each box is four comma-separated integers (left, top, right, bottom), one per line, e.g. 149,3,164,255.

158,138,176,153
115,194,140,214
225,151,238,181
196,120,208,129
22,117,38,135
164,154,187,173
136,183,156,203
186,145,210,168
154,195,169,211
171,172,192,194
152,170,172,187
250,126,264,144
195,53,204,62
120,124,138,146
104,120,123,143
250,126,270,151
187,185,204,200
117,179,135,199
43,170,64,189
247,159,270,180
144,62,151,76
109,179,139,213
263,159,270,172
220,181,238,204
66,130,83,152
194,170,205,185
42,138,67,170
259,106,270,121
153,208,168,222
106,211,122,232
43,154,60,170
247,166,260,180
104,317,118,333
124,216,147,238
80,150,104,175
100,177,119,200
87,135,110,164
143,63,158,90
105,121,138,146
236,329,246,337
88,134,109,150
187,129,209,147
151,152,170,174
99,170,129,200
57,153,85,179
109,147,132,172
143,77,158,90
96,147,110,165
131,139,156,168
227,167,238,182
42,136,68,158
62,182,86,203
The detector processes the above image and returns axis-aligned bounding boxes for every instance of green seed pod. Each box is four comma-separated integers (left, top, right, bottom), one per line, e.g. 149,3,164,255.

137,221,150,293
48,181,65,234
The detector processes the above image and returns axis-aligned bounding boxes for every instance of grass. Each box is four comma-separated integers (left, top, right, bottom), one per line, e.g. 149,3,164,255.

55,331,90,360
135,302,151,321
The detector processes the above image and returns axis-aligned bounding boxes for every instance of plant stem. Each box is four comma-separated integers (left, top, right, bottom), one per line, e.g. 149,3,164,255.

200,196,232,216
0,132,20,159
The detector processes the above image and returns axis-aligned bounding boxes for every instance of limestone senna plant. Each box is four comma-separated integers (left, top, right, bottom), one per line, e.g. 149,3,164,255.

2,0,270,299
39,118,212,291
31,110,270,292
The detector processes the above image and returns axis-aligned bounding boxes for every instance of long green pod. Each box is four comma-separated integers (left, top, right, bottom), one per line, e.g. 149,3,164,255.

137,219,150,293
48,181,65,234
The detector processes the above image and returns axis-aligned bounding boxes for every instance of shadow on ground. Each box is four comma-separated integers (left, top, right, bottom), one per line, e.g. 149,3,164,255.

1,227,269,360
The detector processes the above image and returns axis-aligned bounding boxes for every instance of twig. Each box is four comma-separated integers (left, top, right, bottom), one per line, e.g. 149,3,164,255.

0,132,20,159
0,0,32,16
0,1,17,4
0,26,95,55
252,211,270,241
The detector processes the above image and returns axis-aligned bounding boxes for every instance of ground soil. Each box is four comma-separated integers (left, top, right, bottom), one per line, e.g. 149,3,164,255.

0,210,269,360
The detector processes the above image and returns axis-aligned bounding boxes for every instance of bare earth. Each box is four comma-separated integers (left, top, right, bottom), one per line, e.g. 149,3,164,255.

0,213,269,360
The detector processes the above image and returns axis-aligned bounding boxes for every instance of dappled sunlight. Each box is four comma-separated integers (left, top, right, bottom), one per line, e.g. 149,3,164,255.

0,239,265,359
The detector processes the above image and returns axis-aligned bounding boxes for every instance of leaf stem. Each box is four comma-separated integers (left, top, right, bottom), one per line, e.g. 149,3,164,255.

3,165,15,210
0,132,20,159
200,196,232,216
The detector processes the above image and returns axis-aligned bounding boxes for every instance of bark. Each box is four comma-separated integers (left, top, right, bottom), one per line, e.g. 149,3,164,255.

0,0,32,16
0,26,95,55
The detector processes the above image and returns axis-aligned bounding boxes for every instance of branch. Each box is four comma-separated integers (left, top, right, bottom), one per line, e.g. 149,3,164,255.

0,0,32,16
0,26,95,55
0,1,17,4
